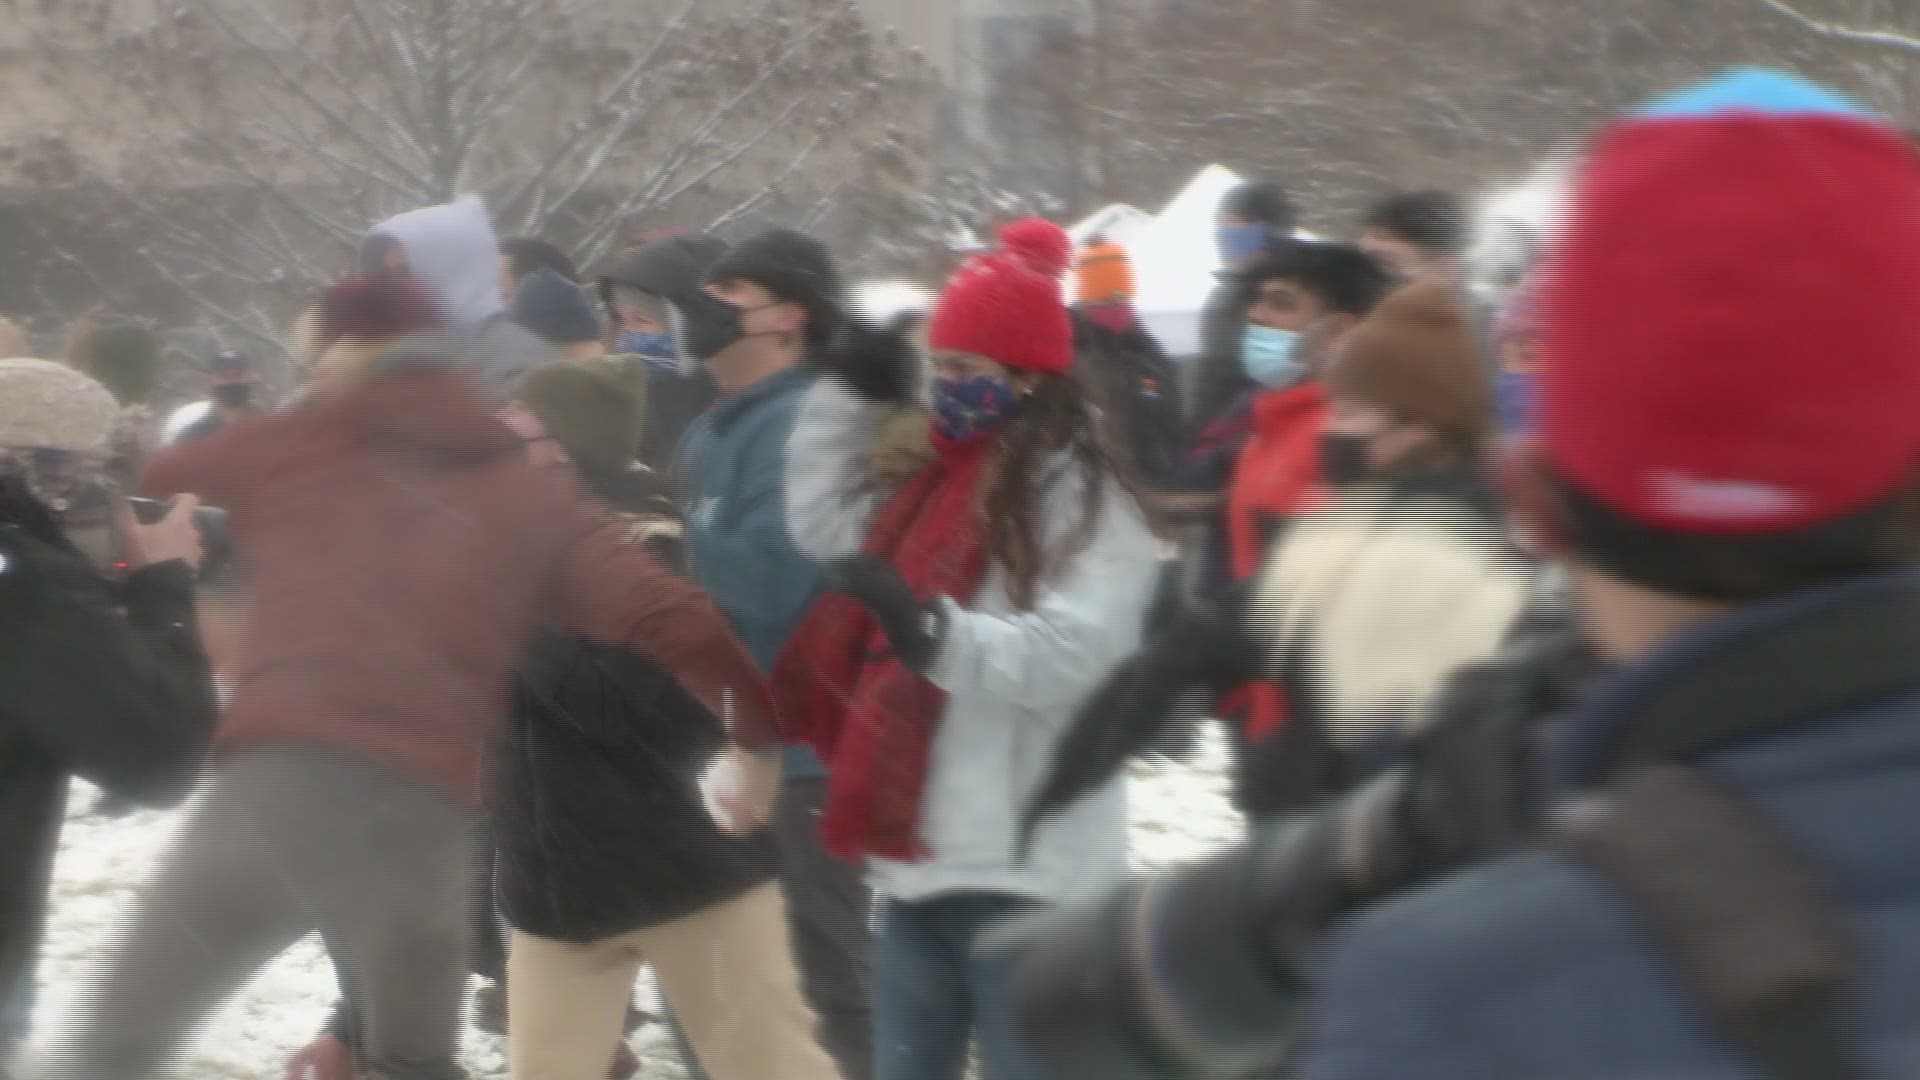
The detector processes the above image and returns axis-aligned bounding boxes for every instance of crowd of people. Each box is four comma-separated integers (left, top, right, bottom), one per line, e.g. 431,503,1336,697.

2,64,1918,1080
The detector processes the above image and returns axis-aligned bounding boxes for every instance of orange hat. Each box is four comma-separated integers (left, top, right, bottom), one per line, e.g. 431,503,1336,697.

1073,239,1136,305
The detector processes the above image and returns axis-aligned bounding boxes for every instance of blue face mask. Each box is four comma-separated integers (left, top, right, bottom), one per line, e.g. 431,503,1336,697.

931,374,1019,442
616,329,675,359
1241,324,1305,389
1217,223,1270,266
1494,372,1538,438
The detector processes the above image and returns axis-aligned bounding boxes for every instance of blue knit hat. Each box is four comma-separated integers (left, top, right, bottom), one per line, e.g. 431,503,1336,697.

511,268,602,346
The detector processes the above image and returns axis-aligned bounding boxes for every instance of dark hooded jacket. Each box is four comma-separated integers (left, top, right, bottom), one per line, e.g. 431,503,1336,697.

1072,308,1184,492
0,476,217,1039
598,235,724,473
1189,270,1255,437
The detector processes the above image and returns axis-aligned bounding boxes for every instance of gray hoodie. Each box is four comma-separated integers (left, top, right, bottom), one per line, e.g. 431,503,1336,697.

366,196,553,394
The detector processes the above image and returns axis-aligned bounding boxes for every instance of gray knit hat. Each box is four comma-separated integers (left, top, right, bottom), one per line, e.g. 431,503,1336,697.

0,358,120,454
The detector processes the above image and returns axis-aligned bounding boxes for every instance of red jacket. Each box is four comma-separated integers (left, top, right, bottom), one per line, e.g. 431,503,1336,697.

1221,382,1329,740
1226,382,1329,581
144,364,776,805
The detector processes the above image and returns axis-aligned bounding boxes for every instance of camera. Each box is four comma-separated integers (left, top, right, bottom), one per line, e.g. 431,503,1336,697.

127,497,235,582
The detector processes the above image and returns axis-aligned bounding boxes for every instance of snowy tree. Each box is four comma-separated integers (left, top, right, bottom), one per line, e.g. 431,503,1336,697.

0,0,934,368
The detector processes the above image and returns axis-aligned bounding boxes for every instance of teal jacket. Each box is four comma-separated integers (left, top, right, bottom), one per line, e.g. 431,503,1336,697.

675,366,826,778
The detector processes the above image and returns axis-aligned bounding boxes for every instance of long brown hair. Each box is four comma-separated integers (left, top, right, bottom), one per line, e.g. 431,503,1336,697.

980,371,1143,610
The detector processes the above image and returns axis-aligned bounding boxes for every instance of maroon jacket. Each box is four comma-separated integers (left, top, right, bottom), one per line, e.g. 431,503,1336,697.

144,361,776,805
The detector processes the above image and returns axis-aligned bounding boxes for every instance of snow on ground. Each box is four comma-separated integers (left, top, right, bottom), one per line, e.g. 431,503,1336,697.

29,732,1238,1079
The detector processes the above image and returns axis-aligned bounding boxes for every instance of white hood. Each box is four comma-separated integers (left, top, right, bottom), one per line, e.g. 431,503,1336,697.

368,196,504,330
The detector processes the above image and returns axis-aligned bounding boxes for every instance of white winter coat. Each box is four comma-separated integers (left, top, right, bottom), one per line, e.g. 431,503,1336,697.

784,380,1158,904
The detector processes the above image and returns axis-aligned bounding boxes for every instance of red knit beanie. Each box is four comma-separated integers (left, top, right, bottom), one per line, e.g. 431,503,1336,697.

927,219,1074,374
998,218,1072,279
1542,69,1920,537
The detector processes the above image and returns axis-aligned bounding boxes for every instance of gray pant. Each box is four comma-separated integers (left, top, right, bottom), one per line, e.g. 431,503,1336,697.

25,750,474,1080
772,775,874,1080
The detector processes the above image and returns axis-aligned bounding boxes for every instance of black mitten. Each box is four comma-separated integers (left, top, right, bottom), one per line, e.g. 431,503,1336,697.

1018,603,1256,857
822,554,945,672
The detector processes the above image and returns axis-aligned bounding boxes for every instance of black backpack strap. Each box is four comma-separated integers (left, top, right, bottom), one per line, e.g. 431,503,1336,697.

1554,764,1868,1080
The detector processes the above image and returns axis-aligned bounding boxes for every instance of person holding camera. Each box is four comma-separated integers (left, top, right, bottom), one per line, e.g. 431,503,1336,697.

22,277,780,1080
0,357,218,1063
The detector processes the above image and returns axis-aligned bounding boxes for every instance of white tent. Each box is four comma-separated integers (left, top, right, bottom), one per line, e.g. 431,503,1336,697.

1064,165,1252,360
1123,164,1244,358
1066,203,1154,249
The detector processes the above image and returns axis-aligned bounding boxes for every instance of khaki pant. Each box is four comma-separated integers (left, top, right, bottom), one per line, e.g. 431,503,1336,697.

508,883,841,1080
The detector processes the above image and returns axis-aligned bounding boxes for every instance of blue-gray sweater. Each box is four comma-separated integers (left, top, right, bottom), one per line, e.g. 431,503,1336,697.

1305,571,1920,1079
675,366,825,779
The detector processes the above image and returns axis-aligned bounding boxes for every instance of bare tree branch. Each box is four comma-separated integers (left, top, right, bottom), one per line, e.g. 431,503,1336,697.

6,0,932,354
1753,0,1920,54
492,0,705,228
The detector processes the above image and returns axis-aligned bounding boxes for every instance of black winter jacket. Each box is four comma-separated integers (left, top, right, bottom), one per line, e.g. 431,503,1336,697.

639,364,717,478
0,476,217,1012
1072,311,1185,492
489,488,773,943
1187,273,1254,437
490,630,778,941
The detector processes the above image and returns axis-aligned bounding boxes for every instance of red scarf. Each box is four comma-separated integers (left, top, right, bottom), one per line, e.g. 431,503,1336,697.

771,432,993,861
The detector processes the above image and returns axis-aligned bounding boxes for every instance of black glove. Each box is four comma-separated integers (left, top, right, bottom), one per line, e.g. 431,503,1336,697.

822,554,946,672
984,816,1350,1080
1017,602,1256,858
818,320,922,406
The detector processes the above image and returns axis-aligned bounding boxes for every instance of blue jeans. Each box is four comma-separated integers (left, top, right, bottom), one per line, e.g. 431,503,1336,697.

872,892,1040,1080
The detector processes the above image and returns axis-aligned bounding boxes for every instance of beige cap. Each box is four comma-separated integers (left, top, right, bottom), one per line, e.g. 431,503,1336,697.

0,357,121,454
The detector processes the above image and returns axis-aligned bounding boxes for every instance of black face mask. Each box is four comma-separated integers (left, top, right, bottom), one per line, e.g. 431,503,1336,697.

670,292,748,362
212,383,254,409
1319,430,1378,488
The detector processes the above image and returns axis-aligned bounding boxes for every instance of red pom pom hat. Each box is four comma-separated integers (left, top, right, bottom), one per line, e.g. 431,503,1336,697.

926,218,1074,375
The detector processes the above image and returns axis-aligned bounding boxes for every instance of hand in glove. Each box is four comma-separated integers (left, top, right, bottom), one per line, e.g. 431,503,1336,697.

1017,601,1256,858
817,320,923,406
980,816,1352,1080
822,554,946,673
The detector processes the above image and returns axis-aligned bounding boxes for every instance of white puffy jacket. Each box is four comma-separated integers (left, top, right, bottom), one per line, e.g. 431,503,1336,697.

784,380,1159,904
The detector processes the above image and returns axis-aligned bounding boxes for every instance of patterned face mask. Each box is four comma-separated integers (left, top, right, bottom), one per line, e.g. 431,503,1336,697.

930,374,1019,443
615,329,676,361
